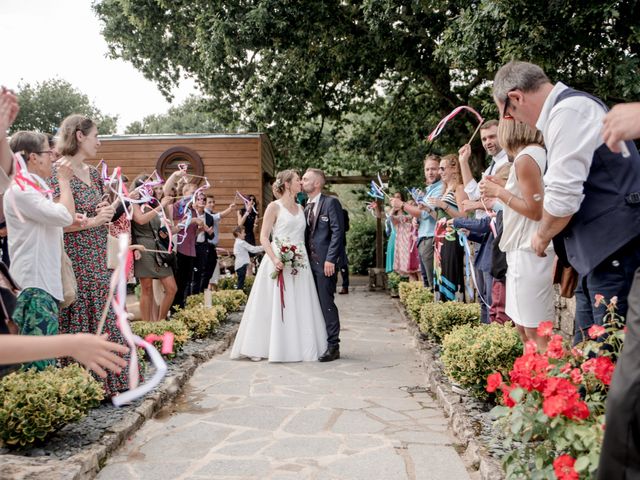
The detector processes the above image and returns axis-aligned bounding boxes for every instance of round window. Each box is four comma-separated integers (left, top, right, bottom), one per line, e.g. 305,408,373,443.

156,147,204,181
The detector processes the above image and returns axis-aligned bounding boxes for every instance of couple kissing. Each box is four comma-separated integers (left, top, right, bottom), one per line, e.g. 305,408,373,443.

230,168,345,363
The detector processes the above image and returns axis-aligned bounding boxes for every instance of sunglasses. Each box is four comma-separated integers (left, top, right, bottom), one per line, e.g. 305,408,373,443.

502,88,517,120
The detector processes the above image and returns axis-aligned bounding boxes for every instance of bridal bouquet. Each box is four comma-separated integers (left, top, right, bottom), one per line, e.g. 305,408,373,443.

270,239,306,321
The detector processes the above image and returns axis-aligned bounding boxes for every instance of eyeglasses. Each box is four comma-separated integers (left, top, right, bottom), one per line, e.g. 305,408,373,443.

502,89,516,120
34,150,55,157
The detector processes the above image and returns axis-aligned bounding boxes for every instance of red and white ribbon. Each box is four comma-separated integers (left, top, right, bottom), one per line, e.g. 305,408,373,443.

427,106,484,142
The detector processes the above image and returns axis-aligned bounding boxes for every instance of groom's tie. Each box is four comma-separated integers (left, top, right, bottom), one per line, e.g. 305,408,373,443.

306,202,316,230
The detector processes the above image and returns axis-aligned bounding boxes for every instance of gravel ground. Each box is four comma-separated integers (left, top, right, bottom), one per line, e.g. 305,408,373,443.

0,314,241,461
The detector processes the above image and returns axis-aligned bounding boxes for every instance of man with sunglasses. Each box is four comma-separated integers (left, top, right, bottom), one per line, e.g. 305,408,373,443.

457,120,509,324
493,61,640,479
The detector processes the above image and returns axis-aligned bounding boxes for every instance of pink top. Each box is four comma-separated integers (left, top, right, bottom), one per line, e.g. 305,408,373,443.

173,199,198,257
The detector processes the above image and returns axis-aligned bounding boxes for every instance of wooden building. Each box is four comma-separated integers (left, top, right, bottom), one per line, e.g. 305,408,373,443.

90,133,275,250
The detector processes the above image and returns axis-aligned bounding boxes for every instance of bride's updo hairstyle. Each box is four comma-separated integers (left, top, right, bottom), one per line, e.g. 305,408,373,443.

272,170,297,198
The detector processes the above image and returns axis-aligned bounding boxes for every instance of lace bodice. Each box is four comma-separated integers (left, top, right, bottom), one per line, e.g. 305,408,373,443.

272,200,306,245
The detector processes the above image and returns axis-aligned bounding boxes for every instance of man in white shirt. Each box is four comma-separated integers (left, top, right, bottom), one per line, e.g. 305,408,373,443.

458,120,508,323
493,62,640,478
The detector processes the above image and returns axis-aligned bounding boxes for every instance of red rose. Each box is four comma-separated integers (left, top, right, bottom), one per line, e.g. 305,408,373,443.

486,372,503,393
553,454,578,480
290,245,297,251
588,324,606,339
509,351,550,392
537,321,554,337
565,399,590,420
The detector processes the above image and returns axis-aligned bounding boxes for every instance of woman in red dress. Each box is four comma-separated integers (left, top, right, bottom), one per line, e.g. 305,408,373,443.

50,114,132,398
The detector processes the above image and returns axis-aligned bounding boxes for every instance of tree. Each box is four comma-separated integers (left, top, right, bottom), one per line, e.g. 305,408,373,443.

125,95,224,134
94,0,640,185
12,78,118,135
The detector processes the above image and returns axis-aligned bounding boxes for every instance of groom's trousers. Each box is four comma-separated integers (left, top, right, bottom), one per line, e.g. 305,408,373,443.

312,269,340,347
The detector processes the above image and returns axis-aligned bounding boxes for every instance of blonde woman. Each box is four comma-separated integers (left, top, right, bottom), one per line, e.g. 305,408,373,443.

230,170,328,362
479,121,553,351
429,154,468,301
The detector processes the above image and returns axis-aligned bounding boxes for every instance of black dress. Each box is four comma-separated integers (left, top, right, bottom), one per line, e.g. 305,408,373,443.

435,191,465,301
240,208,258,245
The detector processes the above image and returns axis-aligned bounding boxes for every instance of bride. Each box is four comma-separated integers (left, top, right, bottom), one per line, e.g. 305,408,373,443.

230,170,328,362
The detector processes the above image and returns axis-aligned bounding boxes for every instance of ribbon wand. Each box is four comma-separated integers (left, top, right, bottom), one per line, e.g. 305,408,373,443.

467,122,483,145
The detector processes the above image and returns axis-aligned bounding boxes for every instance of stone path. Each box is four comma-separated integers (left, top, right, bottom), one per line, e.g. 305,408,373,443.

98,287,472,480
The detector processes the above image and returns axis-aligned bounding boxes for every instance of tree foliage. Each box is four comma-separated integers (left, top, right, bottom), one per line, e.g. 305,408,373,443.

125,95,224,134
12,78,118,135
94,0,640,185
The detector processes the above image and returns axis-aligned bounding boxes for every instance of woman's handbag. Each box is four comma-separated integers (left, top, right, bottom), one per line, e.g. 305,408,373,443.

107,233,119,270
61,244,77,309
151,226,176,269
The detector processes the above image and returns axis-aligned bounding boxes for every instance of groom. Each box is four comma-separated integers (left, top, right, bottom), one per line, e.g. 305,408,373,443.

302,168,345,362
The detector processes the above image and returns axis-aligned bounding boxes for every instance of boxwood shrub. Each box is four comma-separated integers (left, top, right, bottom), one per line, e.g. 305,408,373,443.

419,302,481,343
0,365,103,446
172,304,227,339
441,322,522,400
131,319,191,357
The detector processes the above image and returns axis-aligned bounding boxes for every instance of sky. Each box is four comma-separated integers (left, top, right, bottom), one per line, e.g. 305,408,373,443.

0,0,197,133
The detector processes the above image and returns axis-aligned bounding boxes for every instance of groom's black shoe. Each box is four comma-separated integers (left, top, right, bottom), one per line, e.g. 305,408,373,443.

318,345,340,362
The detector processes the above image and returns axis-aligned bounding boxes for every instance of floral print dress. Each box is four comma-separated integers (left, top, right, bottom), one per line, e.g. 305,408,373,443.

50,165,132,397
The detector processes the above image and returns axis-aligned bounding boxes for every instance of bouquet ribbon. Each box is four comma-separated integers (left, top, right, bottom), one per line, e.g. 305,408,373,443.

277,270,285,322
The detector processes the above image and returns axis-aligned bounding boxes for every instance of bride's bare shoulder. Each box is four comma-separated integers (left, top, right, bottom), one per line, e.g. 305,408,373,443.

264,200,280,216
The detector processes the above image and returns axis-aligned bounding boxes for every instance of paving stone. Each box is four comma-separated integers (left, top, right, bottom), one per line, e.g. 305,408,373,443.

98,287,472,480
194,458,271,477
261,436,342,460
320,448,408,480
282,408,334,434
408,444,472,479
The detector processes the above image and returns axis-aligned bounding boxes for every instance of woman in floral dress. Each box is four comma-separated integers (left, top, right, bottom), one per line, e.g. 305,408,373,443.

50,114,132,397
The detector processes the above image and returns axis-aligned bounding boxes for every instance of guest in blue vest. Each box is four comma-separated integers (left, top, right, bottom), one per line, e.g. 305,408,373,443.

493,61,640,341
597,101,640,479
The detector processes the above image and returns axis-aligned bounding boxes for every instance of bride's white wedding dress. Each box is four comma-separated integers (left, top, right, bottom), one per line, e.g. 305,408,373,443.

230,200,328,362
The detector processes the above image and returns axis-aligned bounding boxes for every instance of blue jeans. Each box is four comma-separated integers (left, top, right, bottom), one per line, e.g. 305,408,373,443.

236,264,248,291
475,269,494,324
574,236,640,345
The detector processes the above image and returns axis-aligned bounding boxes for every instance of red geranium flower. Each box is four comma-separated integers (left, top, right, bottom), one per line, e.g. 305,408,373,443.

588,324,606,339
537,321,554,337
546,334,566,359
543,394,567,417
486,372,503,393
570,368,583,384
594,293,605,307
554,454,578,480
509,352,550,392
501,383,517,408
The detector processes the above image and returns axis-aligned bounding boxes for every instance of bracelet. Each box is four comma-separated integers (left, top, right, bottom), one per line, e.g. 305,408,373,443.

506,195,514,207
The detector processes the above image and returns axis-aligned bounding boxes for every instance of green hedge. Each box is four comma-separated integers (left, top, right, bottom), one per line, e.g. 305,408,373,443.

0,365,103,446
347,218,377,275
131,319,191,357
419,302,481,343
398,281,426,305
387,272,408,296
441,322,522,400
186,290,247,312
217,274,255,294
402,285,435,323
172,304,227,339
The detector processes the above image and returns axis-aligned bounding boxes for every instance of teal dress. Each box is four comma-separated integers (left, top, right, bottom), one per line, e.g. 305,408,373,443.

385,217,396,273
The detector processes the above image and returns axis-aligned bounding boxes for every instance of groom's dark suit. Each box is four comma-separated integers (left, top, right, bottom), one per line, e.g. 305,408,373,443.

304,194,345,347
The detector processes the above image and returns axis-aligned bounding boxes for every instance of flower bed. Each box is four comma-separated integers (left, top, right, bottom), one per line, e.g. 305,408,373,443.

397,290,622,479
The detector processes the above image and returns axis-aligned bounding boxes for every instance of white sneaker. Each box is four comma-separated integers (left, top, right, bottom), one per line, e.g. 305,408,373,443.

250,356,262,362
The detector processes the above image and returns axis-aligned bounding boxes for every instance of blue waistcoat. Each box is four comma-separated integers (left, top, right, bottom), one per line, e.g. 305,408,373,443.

553,88,640,276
